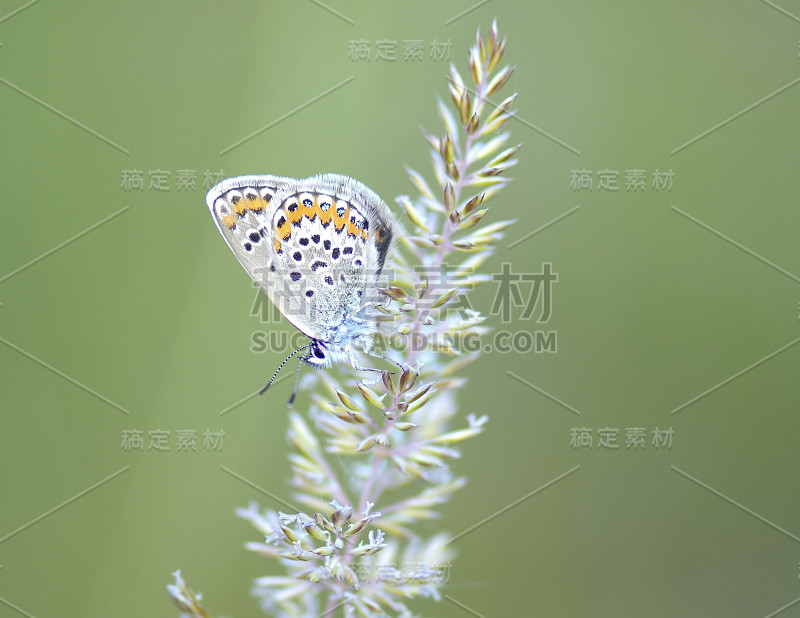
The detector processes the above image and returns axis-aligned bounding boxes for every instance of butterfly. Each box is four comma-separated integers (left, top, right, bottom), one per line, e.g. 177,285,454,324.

206,173,400,404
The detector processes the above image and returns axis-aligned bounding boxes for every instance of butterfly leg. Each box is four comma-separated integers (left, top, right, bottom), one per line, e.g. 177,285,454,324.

286,353,306,408
366,350,404,373
348,348,403,375
347,348,384,374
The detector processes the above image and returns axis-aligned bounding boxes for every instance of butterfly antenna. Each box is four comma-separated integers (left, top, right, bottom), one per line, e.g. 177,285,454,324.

259,343,311,396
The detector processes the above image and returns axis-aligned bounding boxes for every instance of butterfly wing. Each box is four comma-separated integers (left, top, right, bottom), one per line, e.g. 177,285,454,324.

206,174,309,331
207,174,399,344
264,174,399,341
206,174,289,264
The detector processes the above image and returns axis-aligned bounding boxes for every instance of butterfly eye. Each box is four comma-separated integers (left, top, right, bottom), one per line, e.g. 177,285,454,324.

311,342,326,360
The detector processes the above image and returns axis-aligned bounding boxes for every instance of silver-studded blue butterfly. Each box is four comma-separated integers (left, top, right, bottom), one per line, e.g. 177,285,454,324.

206,173,399,404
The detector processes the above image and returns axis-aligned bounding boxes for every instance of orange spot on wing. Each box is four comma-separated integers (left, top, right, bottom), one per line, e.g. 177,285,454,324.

247,195,267,212
231,197,247,216
333,205,349,232
286,200,303,225
298,198,316,221
318,199,334,226
311,196,323,221
277,220,291,240
273,239,282,253
221,214,236,229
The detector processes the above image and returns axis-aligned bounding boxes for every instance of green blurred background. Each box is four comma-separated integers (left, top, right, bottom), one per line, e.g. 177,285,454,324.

1,1,799,616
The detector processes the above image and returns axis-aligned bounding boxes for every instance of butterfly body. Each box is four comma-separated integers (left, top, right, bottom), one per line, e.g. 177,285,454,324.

206,173,398,373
